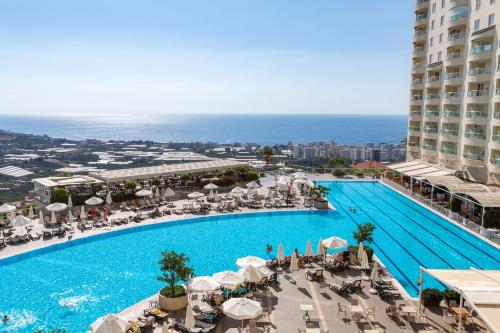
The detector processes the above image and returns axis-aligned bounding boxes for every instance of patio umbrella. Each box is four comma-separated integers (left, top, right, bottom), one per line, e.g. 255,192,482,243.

230,187,246,194
155,188,160,198
9,215,32,234
237,266,272,283
90,313,129,333
357,242,364,262
185,303,195,330
8,211,16,222
81,206,87,220
322,236,347,250
222,298,263,330
204,183,218,190
50,211,57,225
163,187,175,198
305,240,314,257
277,243,285,264
135,189,152,197
106,192,113,205
236,256,266,268
85,196,104,206
246,181,261,189
306,180,315,188
189,276,220,293
187,192,205,199
370,261,379,282
213,270,244,289
316,238,326,256
207,189,215,201
46,202,68,212
293,178,308,185
289,252,299,271
68,210,75,224
67,195,73,208
38,210,45,225
0,203,16,214
360,250,370,270
161,322,168,333
28,206,35,219
292,172,307,180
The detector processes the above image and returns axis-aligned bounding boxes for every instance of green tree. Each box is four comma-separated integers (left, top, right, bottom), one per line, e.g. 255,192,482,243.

51,188,68,203
152,178,161,186
124,180,137,192
333,169,345,177
157,251,194,298
353,222,376,244
224,168,235,177
261,146,273,165
328,156,346,167
242,171,259,182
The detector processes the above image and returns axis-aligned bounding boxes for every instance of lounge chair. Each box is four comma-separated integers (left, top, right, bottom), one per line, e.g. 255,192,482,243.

329,282,349,294
305,269,324,281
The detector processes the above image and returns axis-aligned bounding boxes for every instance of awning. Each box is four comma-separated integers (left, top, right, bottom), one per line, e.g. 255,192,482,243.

388,161,453,177
405,167,442,176
461,192,500,208
394,164,432,172
422,268,500,333
388,161,422,170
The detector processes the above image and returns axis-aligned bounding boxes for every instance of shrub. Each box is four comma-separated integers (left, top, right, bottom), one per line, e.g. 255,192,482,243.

216,176,235,187
224,169,235,177
333,169,345,177
449,197,461,212
151,178,161,186
124,180,137,192
160,285,187,298
442,289,460,302
422,288,443,306
242,171,259,182
111,192,135,203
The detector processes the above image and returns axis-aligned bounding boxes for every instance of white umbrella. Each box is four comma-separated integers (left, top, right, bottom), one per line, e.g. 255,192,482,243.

28,206,35,219
106,192,113,205
9,215,32,228
38,210,45,225
277,181,289,192
67,195,73,208
80,206,87,220
155,187,160,198
50,211,57,225
135,189,153,197
90,313,130,333
306,180,315,188
246,181,261,189
277,243,285,263
292,172,307,180
305,240,314,257
187,192,205,199
0,203,16,214
8,211,16,222
163,187,175,198
189,276,220,293
213,270,245,288
85,196,104,206
204,183,218,190
222,298,263,329
46,202,68,212
68,210,75,224
161,322,169,333
293,178,308,185
236,256,266,268
207,189,215,200
357,242,364,262
289,252,299,271
185,303,195,330
360,250,370,270
230,187,246,194
322,236,347,250
370,261,379,282
316,238,326,256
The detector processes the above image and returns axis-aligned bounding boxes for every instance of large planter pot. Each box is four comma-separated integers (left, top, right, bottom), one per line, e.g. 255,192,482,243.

313,199,329,210
158,293,188,311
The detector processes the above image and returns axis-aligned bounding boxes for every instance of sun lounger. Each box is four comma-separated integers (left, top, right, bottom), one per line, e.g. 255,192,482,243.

329,282,349,294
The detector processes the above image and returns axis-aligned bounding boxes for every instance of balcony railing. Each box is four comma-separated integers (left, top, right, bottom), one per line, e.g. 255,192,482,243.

410,111,422,117
469,68,490,76
463,152,484,160
408,142,420,147
409,126,421,131
495,111,500,119
415,14,428,22
497,88,500,96
464,131,486,140
427,76,440,82
467,90,488,97
424,127,439,134
441,129,459,136
414,30,426,37
466,110,488,118
448,32,465,41
442,111,460,118
412,95,423,100
444,92,460,99
424,111,440,117
416,0,429,4
446,53,461,60
449,11,468,22
412,64,424,70
490,156,500,166
470,44,493,54
441,147,457,154
425,94,440,100
422,144,437,150
414,46,425,53
412,79,423,85
492,134,500,142
445,72,462,79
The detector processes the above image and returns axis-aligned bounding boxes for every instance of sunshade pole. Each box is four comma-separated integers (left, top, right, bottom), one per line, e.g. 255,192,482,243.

457,292,464,333
418,267,424,310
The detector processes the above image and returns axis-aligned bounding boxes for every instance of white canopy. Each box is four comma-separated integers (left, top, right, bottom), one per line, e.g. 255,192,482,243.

213,270,245,288
322,236,347,250
291,172,307,180
246,181,261,189
185,304,195,330
46,202,68,212
80,206,87,220
85,196,104,206
293,178,308,185
236,256,266,268
106,192,113,205
135,189,153,197
67,195,73,208
28,206,35,219
421,268,500,333
204,183,219,190
163,187,175,198
0,204,16,214
316,238,326,256
155,187,160,198
237,266,271,283
230,187,246,194
289,252,299,271
222,298,263,320
187,191,205,199
189,276,220,293
277,243,285,262
90,313,130,333
9,215,32,227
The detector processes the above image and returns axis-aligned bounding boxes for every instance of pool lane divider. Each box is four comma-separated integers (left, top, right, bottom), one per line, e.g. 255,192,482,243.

372,182,500,265
341,182,455,269
323,184,418,295
358,182,487,269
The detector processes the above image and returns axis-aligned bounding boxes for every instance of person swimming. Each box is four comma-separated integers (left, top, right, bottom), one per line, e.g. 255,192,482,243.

266,244,273,253
2,315,9,323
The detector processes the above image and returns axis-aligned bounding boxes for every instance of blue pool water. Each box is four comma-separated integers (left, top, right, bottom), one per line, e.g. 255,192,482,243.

0,181,498,332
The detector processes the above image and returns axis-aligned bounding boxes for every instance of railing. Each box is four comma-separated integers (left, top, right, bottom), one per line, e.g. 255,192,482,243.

423,127,439,133
427,76,440,82
425,94,440,100
492,134,500,142
381,178,499,245
424,111,440,117
412,64,424,71
449,11,468,22
464,131,486,140
469,68,489,76
414,31,426,37
412,79,423,85
410,112,422,117
470,44,493,54
409,126,421,131
445,72,461,79
415,14,428,22
446,53,461,60
441,129,459,136
414,47,425,53
422,143,437,150
467,90,488,97
442,111,460,118
444,92,460,99
494,111,500,119
416,0,429,4
463,152,484,160
491,156,500,166
466,110,488,118
440,146,457,154
408,142,420,147
412,95,423,100
448,32,465,41
497,88,500,96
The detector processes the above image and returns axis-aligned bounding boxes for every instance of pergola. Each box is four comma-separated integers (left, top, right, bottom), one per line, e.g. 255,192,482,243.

419,268,500,333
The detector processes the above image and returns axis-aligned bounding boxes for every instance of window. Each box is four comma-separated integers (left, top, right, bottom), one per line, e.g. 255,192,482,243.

475,19,481,31
491,0,496,4
439,33,443,43
438,51,442,61
440,15,444,26
429,54,433,63
476,0,481,10
442,0,445,8
488,13,495,26
431,20,435,30
432,3,437,12
430,37,434,46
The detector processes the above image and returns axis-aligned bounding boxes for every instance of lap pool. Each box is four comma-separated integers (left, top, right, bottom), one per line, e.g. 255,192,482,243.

0,181,498,332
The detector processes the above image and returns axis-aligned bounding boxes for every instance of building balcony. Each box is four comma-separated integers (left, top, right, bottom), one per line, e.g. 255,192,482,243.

447,32,466,46
409,126,421,132
440,147,458,155
424,110,440,117
447,15,468,29
415,0,429,10
413,31,427,43
445,53,463,67
463,152,484,161
425,94,440,101
422,144,437,151
468,68,491,82
426,77,442,88
410,111,422,118
469,45,493,61
464,131,486,140
442,110,461,118
441,129,459,137
448,0,468,7
444,72,462,84
411,64,425,74
494,111,500,120
466,90,489,102
443,92,460,101
411,79,424,88
492,134,500,143
413,47,425,58
489,157,500,173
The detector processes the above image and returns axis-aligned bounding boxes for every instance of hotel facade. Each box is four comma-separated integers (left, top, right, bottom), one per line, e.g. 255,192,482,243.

407,0,500,185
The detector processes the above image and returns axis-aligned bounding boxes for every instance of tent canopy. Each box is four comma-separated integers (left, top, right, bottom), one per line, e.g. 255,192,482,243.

422,268,500,333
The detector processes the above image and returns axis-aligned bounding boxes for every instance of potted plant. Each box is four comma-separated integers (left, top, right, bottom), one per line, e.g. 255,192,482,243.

157,250,194,311
310,185,330,209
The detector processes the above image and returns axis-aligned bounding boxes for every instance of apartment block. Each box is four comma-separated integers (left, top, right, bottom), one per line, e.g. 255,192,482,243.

408,0,500,184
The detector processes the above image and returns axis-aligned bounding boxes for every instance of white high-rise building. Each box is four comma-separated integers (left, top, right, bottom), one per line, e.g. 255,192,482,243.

407,0,500,184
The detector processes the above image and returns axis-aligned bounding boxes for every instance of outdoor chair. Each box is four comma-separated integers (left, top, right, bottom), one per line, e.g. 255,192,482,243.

337,302,349,321
329,282,349,294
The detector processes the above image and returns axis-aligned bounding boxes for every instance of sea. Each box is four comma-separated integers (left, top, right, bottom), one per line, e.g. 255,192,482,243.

0,114,407,145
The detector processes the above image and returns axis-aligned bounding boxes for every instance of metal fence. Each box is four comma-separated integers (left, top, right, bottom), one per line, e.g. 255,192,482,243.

381,178,499,245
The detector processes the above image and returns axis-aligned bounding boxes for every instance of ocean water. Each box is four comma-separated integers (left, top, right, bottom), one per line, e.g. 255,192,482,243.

0,114,407,145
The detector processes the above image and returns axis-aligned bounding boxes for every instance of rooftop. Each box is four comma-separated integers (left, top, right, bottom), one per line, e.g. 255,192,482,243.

32,175,103,188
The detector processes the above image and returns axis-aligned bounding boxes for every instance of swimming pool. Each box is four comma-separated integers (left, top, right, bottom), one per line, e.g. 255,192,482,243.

0,181,498,332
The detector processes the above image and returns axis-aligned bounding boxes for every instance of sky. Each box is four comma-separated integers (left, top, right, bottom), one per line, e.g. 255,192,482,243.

0,0,414,116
